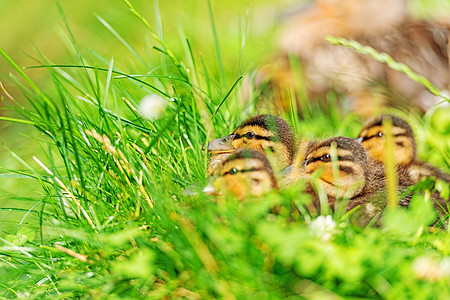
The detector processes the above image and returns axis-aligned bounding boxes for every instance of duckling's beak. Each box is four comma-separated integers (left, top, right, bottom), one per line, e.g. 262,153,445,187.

280,165,293,176
203,134,236,153
356,137,363,143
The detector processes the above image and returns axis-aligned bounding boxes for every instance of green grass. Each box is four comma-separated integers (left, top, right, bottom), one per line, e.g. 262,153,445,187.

1,0,450,298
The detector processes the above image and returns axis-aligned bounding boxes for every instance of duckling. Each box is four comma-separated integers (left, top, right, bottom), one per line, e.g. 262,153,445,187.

212,149,278,200
301,136,416,225
358,115,450,183
205,114,295,174
302,137,382,209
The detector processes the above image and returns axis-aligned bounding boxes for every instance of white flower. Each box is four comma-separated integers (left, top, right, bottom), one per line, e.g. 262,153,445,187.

412,256,442,281
309,215,337,242
17,291,30,298
138,94,167,120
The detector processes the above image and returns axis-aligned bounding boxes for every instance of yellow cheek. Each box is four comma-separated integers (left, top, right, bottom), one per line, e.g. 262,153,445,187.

228,184,247,200
232,139,245,149
218,174,247,200
306,161,334,184
393,140,414,165
362,139,385,162
320,168,334,185
305,161,318,173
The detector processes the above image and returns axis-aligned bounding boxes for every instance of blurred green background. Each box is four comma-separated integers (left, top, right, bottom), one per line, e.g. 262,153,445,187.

2,0,449,95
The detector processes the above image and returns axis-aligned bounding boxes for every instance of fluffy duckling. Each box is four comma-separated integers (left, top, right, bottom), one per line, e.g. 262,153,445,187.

358,115,450,183
302,136,415,225
212,149,278,200
302,137,384,209
205,114,295,175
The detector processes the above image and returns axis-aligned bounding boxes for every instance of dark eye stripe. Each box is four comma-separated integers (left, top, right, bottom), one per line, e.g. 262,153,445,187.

306,155,354,165
245,132,255,138
361,132,408,142
361,134,380,142
223,167,265,176
234,134,279,142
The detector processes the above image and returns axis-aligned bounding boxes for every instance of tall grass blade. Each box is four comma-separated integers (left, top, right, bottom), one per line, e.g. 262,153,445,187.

326,36,449,102
207,0,226,88
383,118,398,208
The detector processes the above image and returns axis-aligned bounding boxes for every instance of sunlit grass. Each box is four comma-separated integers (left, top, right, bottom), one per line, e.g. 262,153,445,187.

0,0,449,298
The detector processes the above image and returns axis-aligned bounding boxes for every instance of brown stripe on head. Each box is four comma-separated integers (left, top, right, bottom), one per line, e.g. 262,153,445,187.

307,137,369,167
232,114,294,168
221,149,278,189
236,115,293,157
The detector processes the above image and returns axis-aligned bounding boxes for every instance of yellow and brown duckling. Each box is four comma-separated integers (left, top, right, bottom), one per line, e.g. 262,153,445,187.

358,115,450,183
211,149,278,200
205,114,295,175
301,137,386,210
301,136,414,225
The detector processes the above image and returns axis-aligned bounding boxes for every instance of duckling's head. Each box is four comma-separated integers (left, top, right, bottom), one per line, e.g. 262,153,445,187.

207,114,294,170
304,137,368,198
214,149,278,200
358,115,415,166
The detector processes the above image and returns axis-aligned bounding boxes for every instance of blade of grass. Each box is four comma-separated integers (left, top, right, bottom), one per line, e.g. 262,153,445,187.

383,118,398,208
57,2,99,101
27,64,171,98
96,15,149,67
326,36,449,102
207,0,226,88
0,117,34,125
212,75,243,118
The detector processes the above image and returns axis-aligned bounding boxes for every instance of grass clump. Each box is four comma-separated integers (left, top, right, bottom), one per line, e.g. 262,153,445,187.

1,1,450,299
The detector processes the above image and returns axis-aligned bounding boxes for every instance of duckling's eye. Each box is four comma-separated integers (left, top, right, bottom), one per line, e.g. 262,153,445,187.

321,154,331,162
377,131,383,137
245,132,255,139
229,168,237,174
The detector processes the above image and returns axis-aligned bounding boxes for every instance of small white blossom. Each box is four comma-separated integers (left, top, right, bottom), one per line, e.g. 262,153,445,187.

86,271,95,278
138,94,167,120
309,215,337,242
412,256,442,281
17,291,30,298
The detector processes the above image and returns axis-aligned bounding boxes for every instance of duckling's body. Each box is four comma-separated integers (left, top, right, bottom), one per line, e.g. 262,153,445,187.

408,161,450,183
206,114,295,174
358,115,450,183
213,149,278,200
